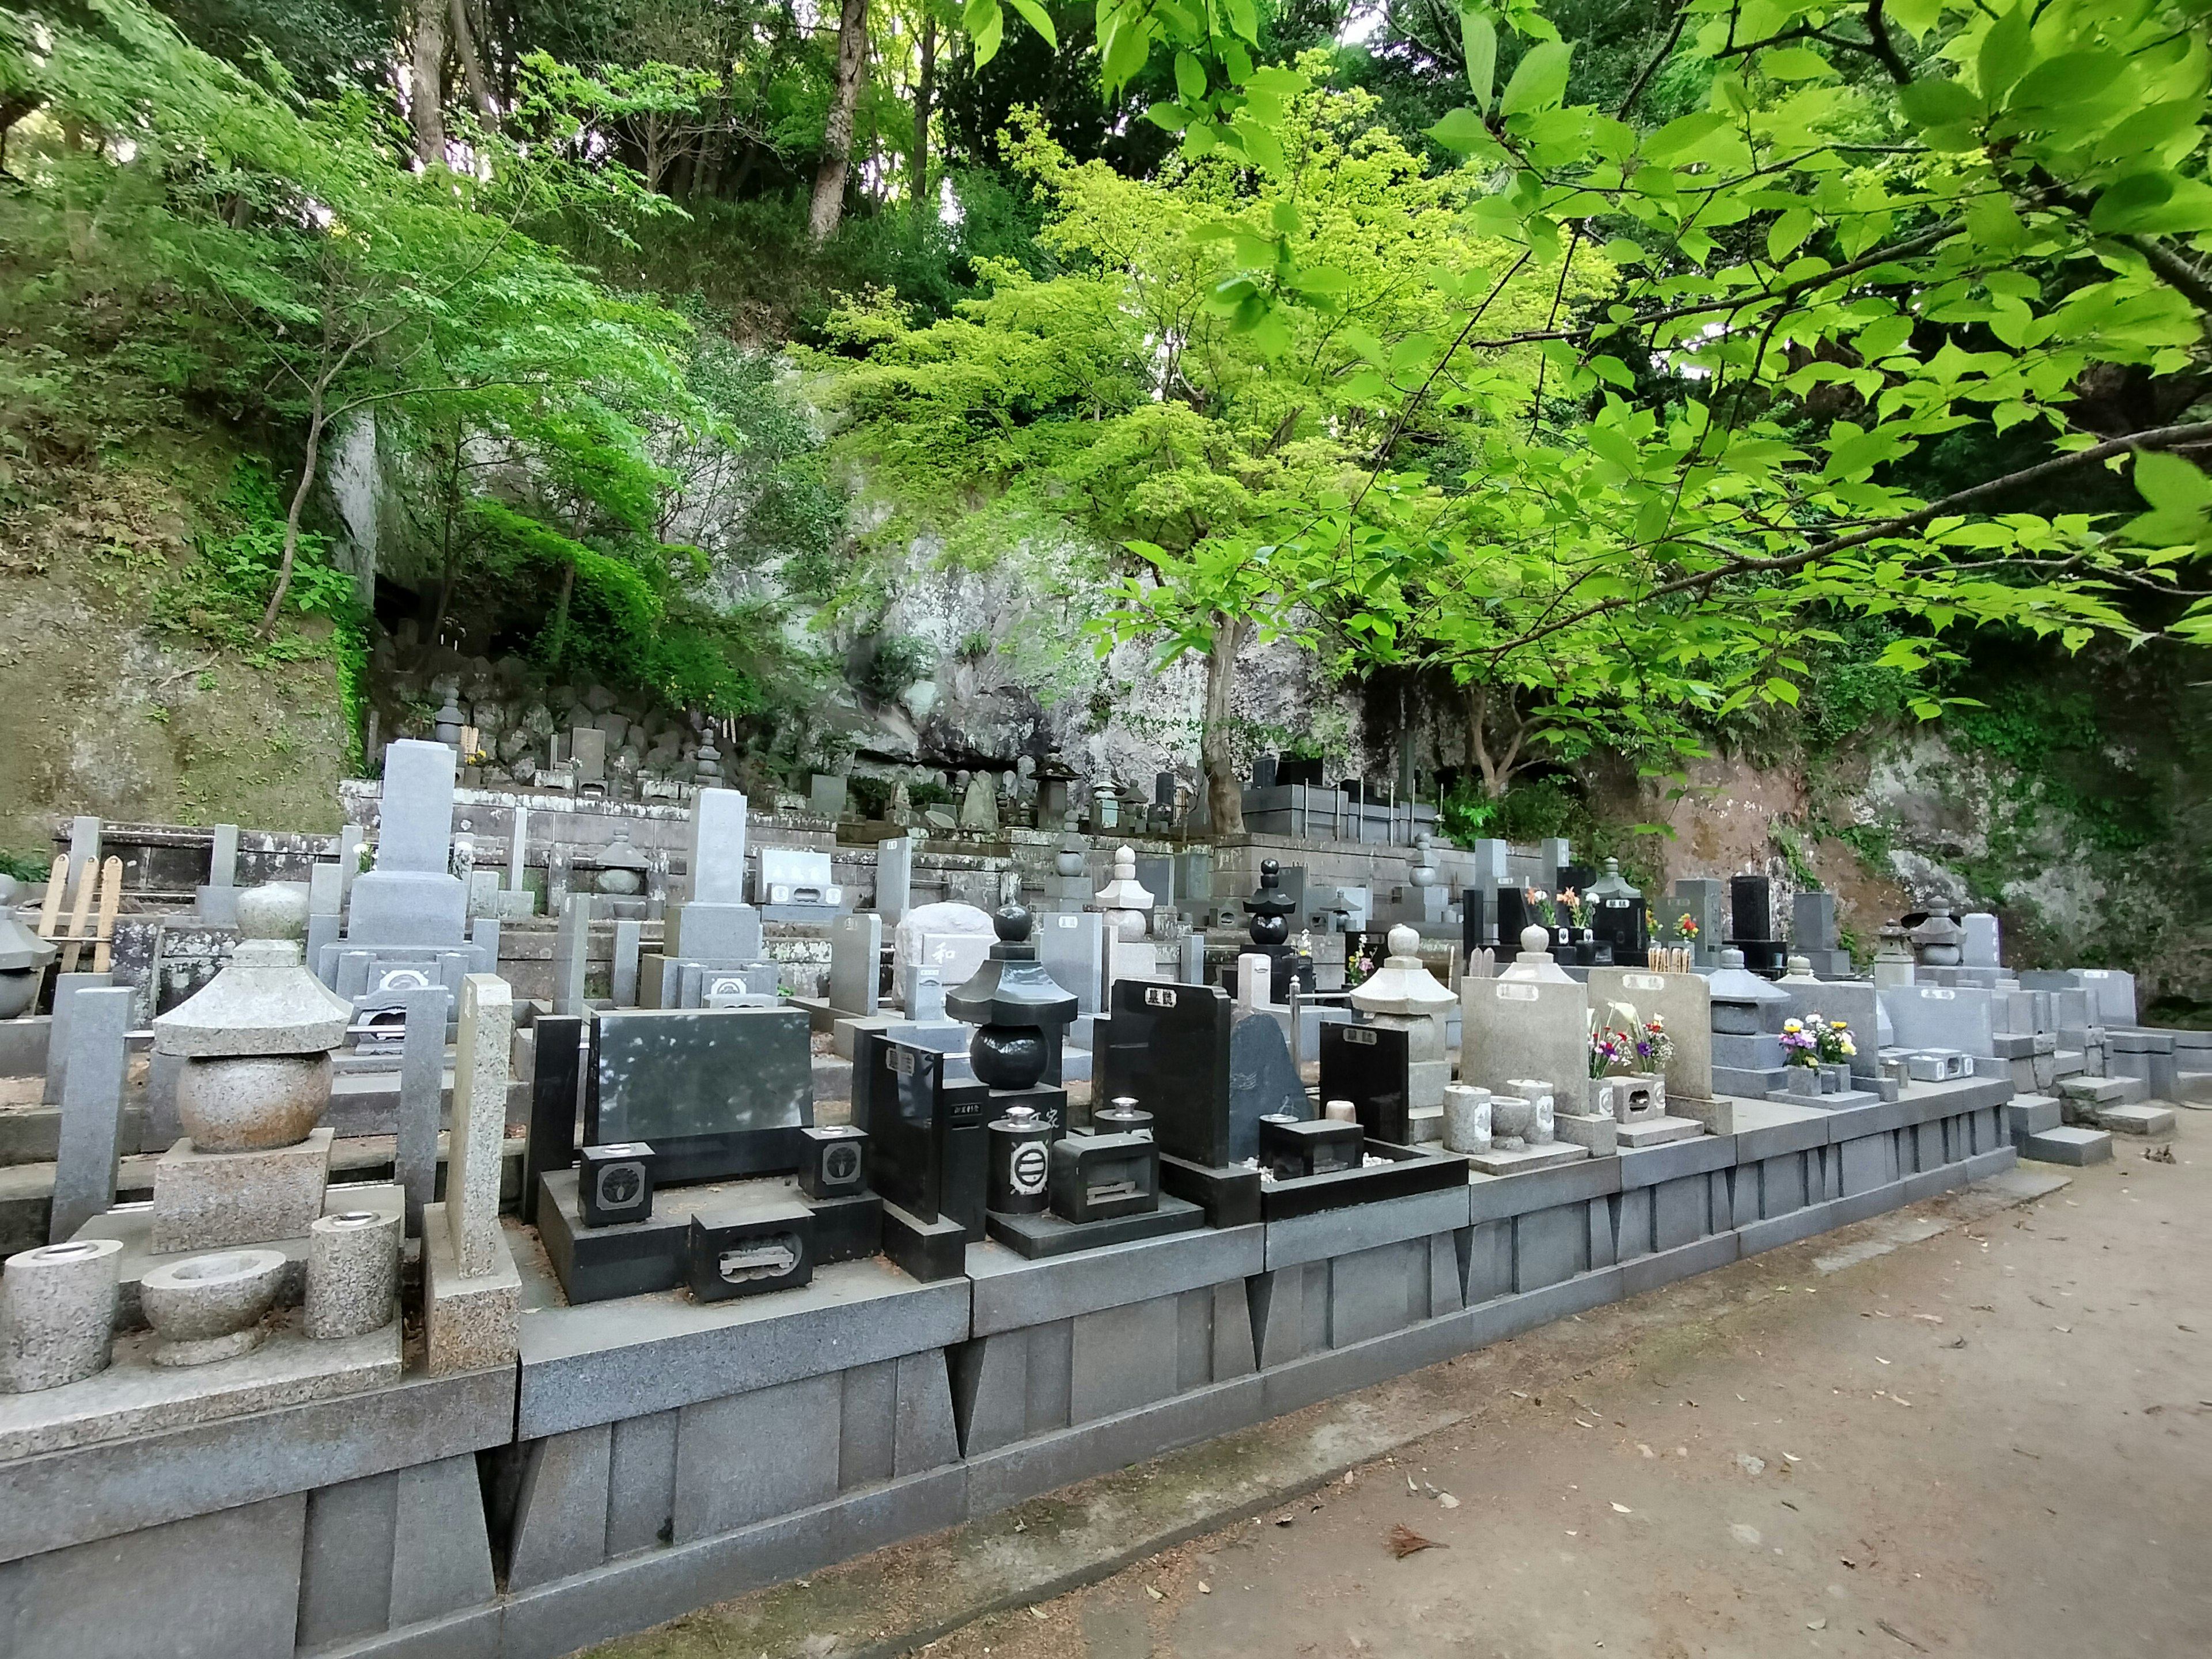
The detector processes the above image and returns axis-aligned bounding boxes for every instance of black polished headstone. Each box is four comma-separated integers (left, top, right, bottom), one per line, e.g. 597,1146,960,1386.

1228,1010,1306,1161
586,1006,814,1183
1099,979,1233,1166
1318,1020,1412,1145
1730,873,1772,941
1559,862,1597,898
1495,885,1531,960
522,1013,584,1228
1257,1115,1363,1181
1275,756,1324,786
1460,888,1495,954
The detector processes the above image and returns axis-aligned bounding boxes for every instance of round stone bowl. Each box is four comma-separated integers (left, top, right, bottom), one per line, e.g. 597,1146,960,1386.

1490,1094,1536,1147
141,1248,287,1366
176,1053,331,1151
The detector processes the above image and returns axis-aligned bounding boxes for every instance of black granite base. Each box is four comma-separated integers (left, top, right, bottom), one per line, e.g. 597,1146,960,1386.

985,1194,1206,1259
1159,1155,1263,1228
537,1170,883,1305
881,1197,967,1282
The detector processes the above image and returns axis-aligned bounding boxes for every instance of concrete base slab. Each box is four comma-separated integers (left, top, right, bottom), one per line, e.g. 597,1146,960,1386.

2024,1126,2113,1165
1615,1115,1705,1148
985,1195,1206,1259
423,1202,520,1374
2095,1103,2176,1137
0,1313,399,1461
1463,1142,1590,1176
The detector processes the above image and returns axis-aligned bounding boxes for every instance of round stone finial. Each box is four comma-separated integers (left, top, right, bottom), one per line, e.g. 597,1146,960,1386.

1720,948,1746,968
0,874,17,906
1260,858,1281,884
994,903,1032,943
236,882,310,942
1113,846,1137,878
1387,923,1419,959
1521,923,1550,955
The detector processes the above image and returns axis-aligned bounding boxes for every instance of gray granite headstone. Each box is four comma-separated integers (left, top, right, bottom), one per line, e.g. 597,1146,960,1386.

1791,890,1838,950
376,741,457,873
828,912,882,1016
67,815,101,891
48,985,134,1243
570,726,608,785
396,983,450,1237
810,773,847,820
307,862,343,916
910,967,946,1024
876,835,913,923
42,971,112,1106
1037,910,1103,1016
1880,982,1996,1055
508,802,531,890
687,789,748,904
611,919,643,1006
1961,912,2000,968
553,894,588,1016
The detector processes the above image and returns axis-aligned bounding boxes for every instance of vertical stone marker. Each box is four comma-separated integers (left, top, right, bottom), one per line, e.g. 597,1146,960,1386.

447,974,509,1279
553,894,588,1016
424,972,521,1373
48,985,134,1243
41,971,111,1106
197,823,241,926
688,787,749,904
395,983,450,1237
877,835,914,924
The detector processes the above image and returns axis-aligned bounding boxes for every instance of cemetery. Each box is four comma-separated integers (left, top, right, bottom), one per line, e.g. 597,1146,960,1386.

0,729,2194,1658
4,2,2210,1654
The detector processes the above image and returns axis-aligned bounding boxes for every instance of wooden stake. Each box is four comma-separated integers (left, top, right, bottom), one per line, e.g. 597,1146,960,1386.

92,856,123,975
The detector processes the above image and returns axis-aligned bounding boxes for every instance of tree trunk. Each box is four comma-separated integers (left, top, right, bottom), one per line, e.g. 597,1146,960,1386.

1202,613,1248,836
409,0,446,166
808,0,868,244
546,558,577,669
911,12,935,224
261,409,327,637
448,0,498,125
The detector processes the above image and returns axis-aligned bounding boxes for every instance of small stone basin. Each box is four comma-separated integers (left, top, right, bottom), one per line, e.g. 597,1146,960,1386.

141,1248,287,1366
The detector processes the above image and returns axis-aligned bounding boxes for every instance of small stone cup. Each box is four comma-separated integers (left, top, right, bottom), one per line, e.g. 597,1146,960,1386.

142,1248,286,1367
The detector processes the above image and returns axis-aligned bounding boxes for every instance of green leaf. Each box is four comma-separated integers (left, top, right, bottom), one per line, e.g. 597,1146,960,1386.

1173,50,1206,103
2009,52,2124,113
1896,78,1982,131
1226,0,1260,44
1764,678,1800,707
1766,206,1813,264
1427,106,1498,154
1005,0,1058,48
1460,9,1498,114
1144,100,1190,132
968,0,1003,65
1498,39,1571,118
1101,14,1150,90
1271,199,1301,237
1641,111,1728,163
1759,46,1836,82
2134,450,2212,513
1976,3,2035,104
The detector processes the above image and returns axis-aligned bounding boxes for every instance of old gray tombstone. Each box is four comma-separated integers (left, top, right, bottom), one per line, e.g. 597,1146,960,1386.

197,824,241,926
1037,910,1104,1016
1961,911,2001,968
612,919,643,1007
570,726,608,786
49,985,134,1243
396,983,450,1238
828,911,883,1016
508,802,532,891
67,816,101,892
687,788,748,904
809,772,848,820
42,971,113,1106
553,894,588,1016
876,835,914,923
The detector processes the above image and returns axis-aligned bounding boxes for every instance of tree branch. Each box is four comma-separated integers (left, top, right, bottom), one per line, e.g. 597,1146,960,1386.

1493,420,2212,659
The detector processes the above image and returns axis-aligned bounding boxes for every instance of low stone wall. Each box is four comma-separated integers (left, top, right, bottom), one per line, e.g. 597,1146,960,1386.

0,1077,2017,1659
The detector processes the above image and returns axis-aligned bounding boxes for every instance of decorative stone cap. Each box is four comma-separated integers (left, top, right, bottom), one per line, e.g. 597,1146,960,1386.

945,905,1078,1029
1242,857,1297,919
1587,856,1639,900
0,875,58,972
1708,949,1791,1005
154,883,353,1058
1351,923,1455,1015
1499,924,1575,983
1094,846,1155,911
1781,953,1819,980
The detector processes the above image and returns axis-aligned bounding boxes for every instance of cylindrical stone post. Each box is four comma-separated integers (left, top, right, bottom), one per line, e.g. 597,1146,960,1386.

1442,1085,1491,1154
0,1237,123,1392
305,1210,400,1340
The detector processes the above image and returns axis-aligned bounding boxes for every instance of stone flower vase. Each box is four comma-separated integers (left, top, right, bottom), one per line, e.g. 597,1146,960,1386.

1820,1062,1852,1094
1781,1064,1826,1099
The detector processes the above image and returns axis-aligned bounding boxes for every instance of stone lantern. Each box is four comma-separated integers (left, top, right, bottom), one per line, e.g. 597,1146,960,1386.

596,831,649,897
947,905,1078,1091
1586,857,1646,965
153,884,353,1152
0,874,57,1020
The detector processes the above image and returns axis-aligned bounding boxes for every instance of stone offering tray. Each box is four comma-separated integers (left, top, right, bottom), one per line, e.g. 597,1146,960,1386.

0,1308,400,1461
1256,1139,1469,1221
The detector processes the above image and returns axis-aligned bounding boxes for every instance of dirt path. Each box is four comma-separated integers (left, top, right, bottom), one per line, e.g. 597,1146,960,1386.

895,1145,2209,1659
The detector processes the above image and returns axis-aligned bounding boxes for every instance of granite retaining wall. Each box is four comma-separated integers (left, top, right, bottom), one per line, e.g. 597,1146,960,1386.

0,1077,2017,1659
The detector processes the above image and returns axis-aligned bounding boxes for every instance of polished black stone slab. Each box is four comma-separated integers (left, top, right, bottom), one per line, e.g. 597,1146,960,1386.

1318,1021,1411,1145
985,1192,1206,1259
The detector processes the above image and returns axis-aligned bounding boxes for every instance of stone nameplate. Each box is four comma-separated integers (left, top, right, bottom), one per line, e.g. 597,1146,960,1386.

1919,987,1957,1000
1623,974,1666,991
1343,1027,1377,1046
1496,982,1540,1002
2081,969,2109,979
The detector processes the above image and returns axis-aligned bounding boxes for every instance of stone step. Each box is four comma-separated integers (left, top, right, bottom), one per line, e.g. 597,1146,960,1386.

2050,1050,2085,1079
2095,1103,2177,1138
2004,1095,2063,1140
2059,1075,2132,1104
2023,1125,2113,1166
2178,1071,2212,1105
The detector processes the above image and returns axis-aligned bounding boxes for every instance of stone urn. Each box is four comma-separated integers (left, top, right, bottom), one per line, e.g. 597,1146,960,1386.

0,875,58,1021
1442,1085,1491,1154
142,1248,287,1366
154,884,353,1152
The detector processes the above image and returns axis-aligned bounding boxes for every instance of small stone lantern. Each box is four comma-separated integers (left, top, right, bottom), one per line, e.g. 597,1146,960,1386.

0,875,58,1021
153,884,353,1152
947,905,1078,1090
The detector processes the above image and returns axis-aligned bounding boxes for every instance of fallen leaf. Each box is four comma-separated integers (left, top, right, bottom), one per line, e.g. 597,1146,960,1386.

1808,1617,1828,1630
1437,1493,1461,1509
1029,1607,1048,1621
1274,1514,1294,1527
1611,1502,1632,1514
1145,1586,1164,1602
1878,1617,1930,1651
1876,1356,1892,1365
1388,1524,1444,1559
1198,1582,1211,1594
1913,1314,1944,1324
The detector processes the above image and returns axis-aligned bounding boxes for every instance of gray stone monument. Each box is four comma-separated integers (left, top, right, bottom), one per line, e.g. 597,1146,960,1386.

395,983,449,1237
877,834,914,923
1037,909,1104,1016
196,823,241,926
828,912,883,1017
48,986,134,1243
611,918,643,1006
42,971,113,1105
553,893,589,1016
424,974,520,1375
